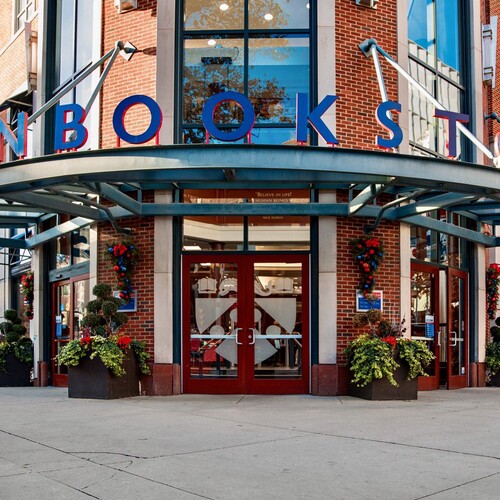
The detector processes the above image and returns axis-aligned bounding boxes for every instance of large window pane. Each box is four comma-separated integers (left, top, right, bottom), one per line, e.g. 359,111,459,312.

408,0,435,55
249,0,310,29
184,0,244,30
249,36,309,124
55,0,76,87
184,38,244,124
436,0,460,73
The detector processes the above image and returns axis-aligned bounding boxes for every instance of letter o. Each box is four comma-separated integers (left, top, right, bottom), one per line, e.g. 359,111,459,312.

112,95,163,144
202,91,255,142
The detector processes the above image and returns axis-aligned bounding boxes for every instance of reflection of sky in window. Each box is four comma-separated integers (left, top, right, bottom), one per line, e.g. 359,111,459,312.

249,42,309,121
407,0,460,72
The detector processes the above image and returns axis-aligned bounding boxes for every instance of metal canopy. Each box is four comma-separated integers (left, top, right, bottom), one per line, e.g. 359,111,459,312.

1,144,500,248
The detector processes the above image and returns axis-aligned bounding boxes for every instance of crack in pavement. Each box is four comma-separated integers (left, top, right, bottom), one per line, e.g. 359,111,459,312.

413,470,500,499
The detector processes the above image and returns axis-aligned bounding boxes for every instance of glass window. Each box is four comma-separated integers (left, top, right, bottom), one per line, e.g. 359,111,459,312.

55,220,90,269
181,1,311,144
407,0,465,158
53,1,94,106
183,189,310,251
410,212,466,269
15,0,36,32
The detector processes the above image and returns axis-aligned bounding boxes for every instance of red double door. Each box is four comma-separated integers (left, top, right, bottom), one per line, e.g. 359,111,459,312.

183,254,309,394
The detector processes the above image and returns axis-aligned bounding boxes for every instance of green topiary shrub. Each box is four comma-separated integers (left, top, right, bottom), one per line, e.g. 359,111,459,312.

0,309,33,371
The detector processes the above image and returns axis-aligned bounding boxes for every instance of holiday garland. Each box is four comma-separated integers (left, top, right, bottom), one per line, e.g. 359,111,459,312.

487,263,500,320
350,235,384,296
106,241,139,303
20,271,34,320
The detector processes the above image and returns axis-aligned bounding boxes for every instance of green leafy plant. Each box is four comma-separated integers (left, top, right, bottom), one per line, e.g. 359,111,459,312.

486,317,500,382
486,342,500,381
0,309,33,372
345,310,434,387
56,284,150,377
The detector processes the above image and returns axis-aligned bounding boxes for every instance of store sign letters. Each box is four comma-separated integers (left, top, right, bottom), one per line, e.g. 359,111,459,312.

0,91,473,162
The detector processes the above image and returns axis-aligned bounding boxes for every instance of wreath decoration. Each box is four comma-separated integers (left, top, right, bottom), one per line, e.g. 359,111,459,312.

487,263,500,320
350,235,384,296
20,271,34,320
106,241,139,303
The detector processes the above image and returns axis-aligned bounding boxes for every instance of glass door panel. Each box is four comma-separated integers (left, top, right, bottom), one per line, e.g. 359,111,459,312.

187,261,239,380
411,266,439,390
52,283,71,384
448,269,468,388
51,277,90,387
252,262,303,380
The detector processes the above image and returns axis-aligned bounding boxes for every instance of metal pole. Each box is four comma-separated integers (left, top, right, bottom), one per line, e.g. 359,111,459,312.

28,45,121,126
373,43,494,160
371,45,388,102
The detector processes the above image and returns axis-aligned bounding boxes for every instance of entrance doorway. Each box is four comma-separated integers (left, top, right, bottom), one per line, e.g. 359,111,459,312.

411,264,468,389
183,254,309,394
51,276,89,386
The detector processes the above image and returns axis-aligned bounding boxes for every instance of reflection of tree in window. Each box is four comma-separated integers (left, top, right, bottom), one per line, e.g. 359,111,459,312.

184,0,289,31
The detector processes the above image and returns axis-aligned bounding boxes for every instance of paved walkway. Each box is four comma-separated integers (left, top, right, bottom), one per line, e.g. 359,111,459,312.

1,387,500,499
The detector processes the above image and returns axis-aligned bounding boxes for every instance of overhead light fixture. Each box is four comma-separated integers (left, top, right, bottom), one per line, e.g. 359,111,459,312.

264,13,273,21
355,0,379,9
306,3,310,8
183,245,202,251
114,0,137,13
220,3,229,11
207,39,217,46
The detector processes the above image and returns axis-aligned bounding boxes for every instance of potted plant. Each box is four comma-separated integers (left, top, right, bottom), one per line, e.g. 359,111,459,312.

57,283,150,399
0,309,33,386
486,317,500,386
345,309,434,400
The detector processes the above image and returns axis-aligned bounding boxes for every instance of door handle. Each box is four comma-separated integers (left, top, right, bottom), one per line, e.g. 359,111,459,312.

248,328,256,345
450,331,457,347
234,327,242,345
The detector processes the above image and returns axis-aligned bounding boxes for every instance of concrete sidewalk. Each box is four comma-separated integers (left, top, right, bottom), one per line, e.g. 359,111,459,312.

1,388,500,499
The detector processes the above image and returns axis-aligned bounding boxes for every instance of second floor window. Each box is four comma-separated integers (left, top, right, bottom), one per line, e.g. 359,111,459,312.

181,0,311,145
408,0,465,159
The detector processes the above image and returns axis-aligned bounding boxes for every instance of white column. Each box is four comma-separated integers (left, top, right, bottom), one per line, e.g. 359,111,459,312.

89,224,98,293
317,1,335,145
397,0,410,154
318,191,337,364
477,245,486,362
156,0,176,144
31,247,44,379
399,223,412,336
154,191,173,363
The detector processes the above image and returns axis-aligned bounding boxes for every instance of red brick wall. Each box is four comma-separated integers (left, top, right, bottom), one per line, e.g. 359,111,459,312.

333,1,401,361
100,0,158,149
97,213,155,362
335,191,401,363
335,0,398,150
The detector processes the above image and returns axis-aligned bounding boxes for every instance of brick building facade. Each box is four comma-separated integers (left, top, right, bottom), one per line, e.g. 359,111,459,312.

0,1,498,396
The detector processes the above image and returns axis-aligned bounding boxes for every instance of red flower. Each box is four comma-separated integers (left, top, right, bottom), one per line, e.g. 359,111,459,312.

117,336,132,349
80,336,92,346
381,336,397,348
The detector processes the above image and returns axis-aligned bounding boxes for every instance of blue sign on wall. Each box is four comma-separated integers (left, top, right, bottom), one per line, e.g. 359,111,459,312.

356,291,383,312
113,290,137,313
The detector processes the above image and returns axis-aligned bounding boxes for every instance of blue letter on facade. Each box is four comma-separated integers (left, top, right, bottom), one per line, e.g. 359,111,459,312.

0,112,27,161
375,101,403,149
296,94,338,145
54,104,88,151
113,95,163,144
434,109,469,158
202,91,255,142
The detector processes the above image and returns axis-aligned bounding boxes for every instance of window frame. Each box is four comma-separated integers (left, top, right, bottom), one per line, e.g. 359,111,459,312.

177,0,314,145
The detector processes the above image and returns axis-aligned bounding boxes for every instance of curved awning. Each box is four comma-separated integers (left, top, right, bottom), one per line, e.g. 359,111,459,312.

0,144,499,247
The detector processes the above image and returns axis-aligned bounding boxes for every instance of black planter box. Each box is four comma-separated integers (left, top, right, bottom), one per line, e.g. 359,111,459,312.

0,352,32,387
489,372,500,387
68,352,140,399
348,362,418,400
